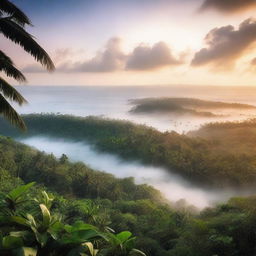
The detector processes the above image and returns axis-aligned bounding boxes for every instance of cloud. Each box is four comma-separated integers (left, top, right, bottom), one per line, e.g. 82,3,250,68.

59,37,126,72
54,48,75,64
191,19,256,69
23,38,183,73
22,64,46,73
252,57,256,65
126,42,181,71
22,48,76,73
200,0,256,13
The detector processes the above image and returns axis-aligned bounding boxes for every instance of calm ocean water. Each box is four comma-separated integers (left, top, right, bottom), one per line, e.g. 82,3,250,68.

15,85,256,133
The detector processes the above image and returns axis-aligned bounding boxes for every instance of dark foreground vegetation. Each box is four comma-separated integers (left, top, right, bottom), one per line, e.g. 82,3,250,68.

1,136,256,256
129,97,256,117
1,114,256,189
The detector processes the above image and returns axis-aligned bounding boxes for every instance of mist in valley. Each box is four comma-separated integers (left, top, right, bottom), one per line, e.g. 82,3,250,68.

14,85,256,208
19,136,253,209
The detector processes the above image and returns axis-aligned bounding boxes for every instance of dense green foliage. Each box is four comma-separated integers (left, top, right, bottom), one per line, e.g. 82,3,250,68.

0,136,162,202
0,114,256,188
1,137,256,255
129,97,255,117
0,183,145,256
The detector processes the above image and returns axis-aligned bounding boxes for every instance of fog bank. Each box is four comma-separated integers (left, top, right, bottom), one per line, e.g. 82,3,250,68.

19,136,248,208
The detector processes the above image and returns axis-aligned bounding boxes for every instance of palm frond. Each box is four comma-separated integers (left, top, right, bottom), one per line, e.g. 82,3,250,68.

0,51,26,82
0,76,27,105
0,92,26,130
0,0,31,26
0,18,55,71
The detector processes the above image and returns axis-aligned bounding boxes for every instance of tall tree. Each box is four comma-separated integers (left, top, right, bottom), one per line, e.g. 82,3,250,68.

0,0,55,130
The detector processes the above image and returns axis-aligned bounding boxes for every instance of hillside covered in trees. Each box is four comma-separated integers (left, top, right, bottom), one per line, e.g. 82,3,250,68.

1,136,256,256
0,114,256,189
129,98,256,117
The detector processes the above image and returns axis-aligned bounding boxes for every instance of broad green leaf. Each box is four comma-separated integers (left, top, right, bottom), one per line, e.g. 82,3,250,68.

65,222,97,233
116,231,132,243
62,229,100,245
35,191,54,209
11,216,30,227
105,232,120,245
124,237,136,251
48,221,63,240
0,216,29,227
2,235,23,249
9,231,31,239
26,214,37,231
83,242,99,256
34,231,48,247
40,204,51,228
7,182,35,201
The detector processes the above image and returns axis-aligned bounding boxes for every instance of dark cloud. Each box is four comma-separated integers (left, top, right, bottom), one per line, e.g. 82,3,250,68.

191,19,256,69
200,0,256,13
126,42,181,70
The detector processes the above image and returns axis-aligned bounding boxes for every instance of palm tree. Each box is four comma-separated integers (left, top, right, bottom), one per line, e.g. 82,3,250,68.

0,0,55,130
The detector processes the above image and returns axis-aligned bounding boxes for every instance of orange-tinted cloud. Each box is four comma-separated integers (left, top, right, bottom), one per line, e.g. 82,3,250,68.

251,57,256,65
200,0,256,13
191,19,256,69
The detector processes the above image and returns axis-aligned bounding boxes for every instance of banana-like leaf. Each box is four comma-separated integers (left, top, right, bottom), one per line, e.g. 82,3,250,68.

65,221,97,233
34,191,54,209
2,235,23,249
26,214,37,229
0,216,29,227
7,182,35,201
34,231,48,248
83,242,99,256
61,229,101,245
48,221,63,240
9,231,31,240
40,204,51,228
116,231,132,243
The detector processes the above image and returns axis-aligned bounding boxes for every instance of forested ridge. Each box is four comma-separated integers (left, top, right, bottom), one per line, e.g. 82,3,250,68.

1,136,256,255
129,97,256,117
0,114,256,188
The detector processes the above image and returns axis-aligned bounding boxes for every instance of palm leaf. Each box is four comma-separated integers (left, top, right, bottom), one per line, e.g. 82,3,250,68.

0,76,27,105
0,0,31,26
0,18,55,71
0,51,26,82
0,92,26,130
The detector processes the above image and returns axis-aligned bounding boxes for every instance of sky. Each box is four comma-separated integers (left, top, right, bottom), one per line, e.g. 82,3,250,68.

3,0,256,86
